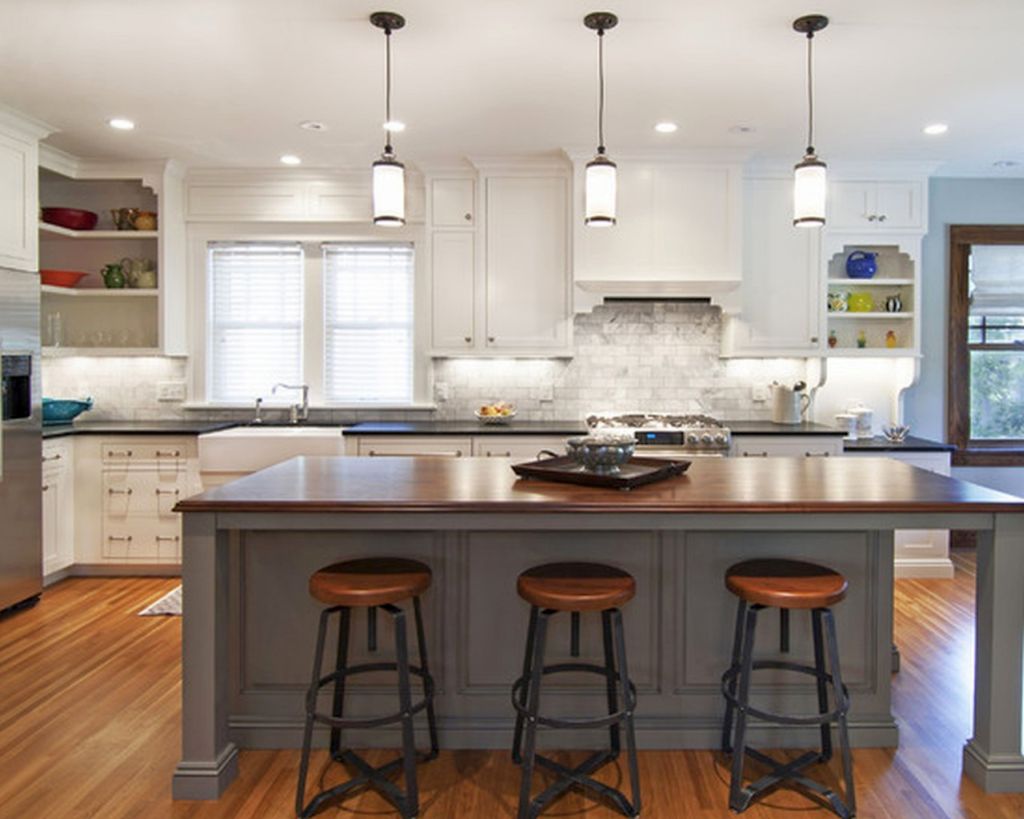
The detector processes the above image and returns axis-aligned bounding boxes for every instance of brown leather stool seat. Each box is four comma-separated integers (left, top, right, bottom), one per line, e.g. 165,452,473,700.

725,558,848,610
309,557,432,607
516,561,636,611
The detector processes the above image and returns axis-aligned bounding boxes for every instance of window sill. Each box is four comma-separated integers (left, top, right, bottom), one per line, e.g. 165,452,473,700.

953,447,1024,467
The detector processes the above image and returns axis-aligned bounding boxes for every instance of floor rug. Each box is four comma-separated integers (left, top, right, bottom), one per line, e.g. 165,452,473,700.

138,585,182,616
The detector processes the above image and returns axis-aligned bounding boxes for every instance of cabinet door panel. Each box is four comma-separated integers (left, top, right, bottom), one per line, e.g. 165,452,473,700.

431,231,475,349
471,435,568,459
874,182,923,230
431,178,475,227
828,181,874,229
654,165,737,281
0,129,36,271
485,176,568,349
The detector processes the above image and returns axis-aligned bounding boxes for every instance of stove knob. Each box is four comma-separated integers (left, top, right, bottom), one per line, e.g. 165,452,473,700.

701,433,713,445
687,433,700,446
714,433,727,445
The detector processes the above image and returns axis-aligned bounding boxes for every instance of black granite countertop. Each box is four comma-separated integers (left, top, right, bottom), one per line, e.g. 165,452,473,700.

42,420,238,439
842,435,955,453
344,421,589,436
727,421,845,436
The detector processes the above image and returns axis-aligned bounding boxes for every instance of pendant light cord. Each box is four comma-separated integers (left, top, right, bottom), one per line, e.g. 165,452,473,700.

805,31,814,155
384,26,394,154
597,29,606,154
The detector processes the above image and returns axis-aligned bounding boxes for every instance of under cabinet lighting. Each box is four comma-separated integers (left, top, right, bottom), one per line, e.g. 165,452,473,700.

108,118,135,131
923,123,949,136
279,154,302,165
654,122,678,134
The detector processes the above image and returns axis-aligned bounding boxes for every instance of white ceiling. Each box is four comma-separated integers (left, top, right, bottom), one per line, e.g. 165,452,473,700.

3,0,1024,175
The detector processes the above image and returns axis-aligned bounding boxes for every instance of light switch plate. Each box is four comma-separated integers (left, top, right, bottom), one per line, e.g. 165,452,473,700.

157,381,187,402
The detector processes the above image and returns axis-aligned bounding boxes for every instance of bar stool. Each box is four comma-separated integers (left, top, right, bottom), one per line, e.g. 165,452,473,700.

295,558,438,819
721,558,855,818
511,562,641,819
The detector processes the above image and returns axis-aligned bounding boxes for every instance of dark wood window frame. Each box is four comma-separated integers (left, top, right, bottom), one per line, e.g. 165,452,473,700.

948,225,1024,466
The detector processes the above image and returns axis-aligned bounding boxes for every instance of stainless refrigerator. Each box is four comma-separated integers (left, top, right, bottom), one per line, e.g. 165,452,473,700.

0,266,41,613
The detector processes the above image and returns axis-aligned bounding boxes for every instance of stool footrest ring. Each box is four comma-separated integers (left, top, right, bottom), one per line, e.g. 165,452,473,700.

511,662,637,730
721,659,850,726
307,661,435,731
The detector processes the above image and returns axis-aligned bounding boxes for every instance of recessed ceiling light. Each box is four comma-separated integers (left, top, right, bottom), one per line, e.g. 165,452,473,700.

279,154,302,165
299,120,328,131
994,160,1020,168
108,118,135,131
383,120,406,133
923,123,949,136
654,121,678,134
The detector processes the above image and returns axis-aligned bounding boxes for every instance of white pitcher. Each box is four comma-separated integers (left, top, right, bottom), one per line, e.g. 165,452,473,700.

772,384,810,424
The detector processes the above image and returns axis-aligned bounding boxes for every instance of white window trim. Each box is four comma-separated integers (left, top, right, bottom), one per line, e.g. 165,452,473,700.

186,222,432,408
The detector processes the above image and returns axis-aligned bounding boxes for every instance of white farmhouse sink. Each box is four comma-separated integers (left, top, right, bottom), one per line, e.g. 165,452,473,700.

198,426,345,474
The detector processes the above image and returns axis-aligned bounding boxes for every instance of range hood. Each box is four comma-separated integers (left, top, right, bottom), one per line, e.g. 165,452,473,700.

570,157,744,311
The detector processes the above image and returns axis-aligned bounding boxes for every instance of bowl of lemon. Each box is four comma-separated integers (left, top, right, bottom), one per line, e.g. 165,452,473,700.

475,402,517,424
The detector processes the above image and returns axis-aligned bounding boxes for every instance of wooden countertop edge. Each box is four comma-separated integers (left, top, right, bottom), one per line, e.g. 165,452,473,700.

174,499,1020,514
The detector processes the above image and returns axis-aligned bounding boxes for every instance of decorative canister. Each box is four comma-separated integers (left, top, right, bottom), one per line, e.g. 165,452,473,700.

885,294,902,312
134,211,158,231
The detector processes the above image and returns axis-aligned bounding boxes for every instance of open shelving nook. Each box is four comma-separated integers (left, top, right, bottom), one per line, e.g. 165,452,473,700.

823,238,922,356
37,147,186,356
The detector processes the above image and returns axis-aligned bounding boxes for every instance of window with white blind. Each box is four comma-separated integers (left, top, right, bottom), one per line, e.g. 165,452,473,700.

207,242,304,403
323,243,414,403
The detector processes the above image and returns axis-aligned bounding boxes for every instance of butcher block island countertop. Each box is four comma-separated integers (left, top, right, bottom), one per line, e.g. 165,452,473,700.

176,454,1024,515
173,455,1024,802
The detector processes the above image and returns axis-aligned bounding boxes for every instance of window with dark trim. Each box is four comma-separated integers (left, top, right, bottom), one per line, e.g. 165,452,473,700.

948,225,1024,465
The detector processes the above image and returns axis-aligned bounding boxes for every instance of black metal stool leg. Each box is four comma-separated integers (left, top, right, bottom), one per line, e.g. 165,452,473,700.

413,595,439,759
811,608,833,762
722,598,747,754
329,607,352,760
824,609,856,817
517,608,551,819
389,604,419,819
296,607,331,817
511,605,539,765
611,608,641,816
728,605,760,813
601,609,622,758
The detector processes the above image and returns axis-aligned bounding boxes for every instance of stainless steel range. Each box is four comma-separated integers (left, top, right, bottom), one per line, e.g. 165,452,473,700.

586,413,732,457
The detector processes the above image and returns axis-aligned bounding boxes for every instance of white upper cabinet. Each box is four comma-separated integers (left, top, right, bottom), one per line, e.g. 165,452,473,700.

722,177,822,356
572,160,742,307
0,108,50,272
484,175,569,350
431,178,475,227
430,231,475,349
828,179,925,231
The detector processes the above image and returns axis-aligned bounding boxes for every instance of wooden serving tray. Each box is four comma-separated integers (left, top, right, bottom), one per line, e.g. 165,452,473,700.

511,455,691,490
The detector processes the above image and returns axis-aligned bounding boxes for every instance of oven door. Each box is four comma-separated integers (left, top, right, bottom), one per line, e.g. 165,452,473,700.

634,446,727,460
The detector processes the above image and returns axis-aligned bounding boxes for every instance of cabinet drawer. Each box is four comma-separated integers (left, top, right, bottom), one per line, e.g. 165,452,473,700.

733,437,844,458
357,437,471,458
102,441,188,467
472,436,568,460
102,520,181,560
104,471,189,518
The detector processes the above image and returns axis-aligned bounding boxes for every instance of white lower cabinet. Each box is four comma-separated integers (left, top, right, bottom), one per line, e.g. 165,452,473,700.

41,440,74,580
471,436,566,459
352,436,473,458
73,435,200,567
731,436,844,458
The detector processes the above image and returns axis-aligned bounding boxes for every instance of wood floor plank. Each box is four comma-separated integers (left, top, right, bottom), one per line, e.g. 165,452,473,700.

2,554,1024,818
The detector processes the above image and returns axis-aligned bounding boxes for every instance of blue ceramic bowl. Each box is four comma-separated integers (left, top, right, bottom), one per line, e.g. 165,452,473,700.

42,397,93,426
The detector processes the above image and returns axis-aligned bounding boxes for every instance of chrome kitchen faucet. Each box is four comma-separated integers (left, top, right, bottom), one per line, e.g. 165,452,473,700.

272,383,310,424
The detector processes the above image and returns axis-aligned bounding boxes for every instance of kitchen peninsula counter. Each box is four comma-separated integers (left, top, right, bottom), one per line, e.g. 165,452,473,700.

172,456,1024,800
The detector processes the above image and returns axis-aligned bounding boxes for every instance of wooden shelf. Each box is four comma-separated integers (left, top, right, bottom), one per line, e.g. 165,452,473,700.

42,285,158,298
826,278,914,286
40,223,158,240
42,346,161,358
828,312,914,320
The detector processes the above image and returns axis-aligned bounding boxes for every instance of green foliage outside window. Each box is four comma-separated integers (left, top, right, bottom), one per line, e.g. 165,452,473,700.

971,350,1024,439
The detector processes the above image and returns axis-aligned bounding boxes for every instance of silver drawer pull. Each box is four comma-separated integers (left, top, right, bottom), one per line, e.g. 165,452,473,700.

743,451,769,458
155,535,180,543
367,450,463,457
107,535,132,542
155,488,181,496
155,450,181,458
486,451,512,457
107,450,133,457
108,488,133,495
805,451,831,457
42,453,62,462
41,484,49,492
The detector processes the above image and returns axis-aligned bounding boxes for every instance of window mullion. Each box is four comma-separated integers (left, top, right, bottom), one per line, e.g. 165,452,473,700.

303,244,325,405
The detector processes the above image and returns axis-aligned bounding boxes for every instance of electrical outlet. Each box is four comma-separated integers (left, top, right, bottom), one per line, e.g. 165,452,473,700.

157,381,186,402
752,385,770,402
435,381,450,402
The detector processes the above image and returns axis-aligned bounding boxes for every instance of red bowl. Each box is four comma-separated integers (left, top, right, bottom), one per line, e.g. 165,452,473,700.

40,269,88,288
41,207,98,231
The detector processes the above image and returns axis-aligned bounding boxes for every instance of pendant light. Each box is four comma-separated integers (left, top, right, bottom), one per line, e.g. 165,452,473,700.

792,14,829,227
583,12,618,227
370,11,406,227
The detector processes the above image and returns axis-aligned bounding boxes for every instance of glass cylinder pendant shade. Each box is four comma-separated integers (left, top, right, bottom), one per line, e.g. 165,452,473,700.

372,154,405,226
585,154,617,226
793,153,827,227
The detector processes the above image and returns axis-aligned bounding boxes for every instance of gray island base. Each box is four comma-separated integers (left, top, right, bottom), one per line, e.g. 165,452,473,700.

170,456,1024,800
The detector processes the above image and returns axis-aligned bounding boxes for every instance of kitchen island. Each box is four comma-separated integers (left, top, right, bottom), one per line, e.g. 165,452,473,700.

172,456,1024,800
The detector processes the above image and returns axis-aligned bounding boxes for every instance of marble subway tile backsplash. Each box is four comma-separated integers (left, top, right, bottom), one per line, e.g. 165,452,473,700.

42,356,190,421
434,302,808,421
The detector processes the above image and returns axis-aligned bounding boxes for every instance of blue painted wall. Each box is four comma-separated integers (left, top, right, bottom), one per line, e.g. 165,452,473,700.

903,177,1024,494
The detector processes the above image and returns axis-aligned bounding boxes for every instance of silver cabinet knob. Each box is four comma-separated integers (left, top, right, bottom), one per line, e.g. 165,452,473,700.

464,213,472,222
488,336,495,343
464,336,472,343
810,336,819,343
878,214,887,222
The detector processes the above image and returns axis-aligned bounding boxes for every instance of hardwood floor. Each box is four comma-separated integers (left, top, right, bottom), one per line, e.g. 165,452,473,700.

2,552,1024,818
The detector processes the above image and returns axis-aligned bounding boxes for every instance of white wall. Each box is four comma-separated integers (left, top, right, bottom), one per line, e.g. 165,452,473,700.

903,176,1024,494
